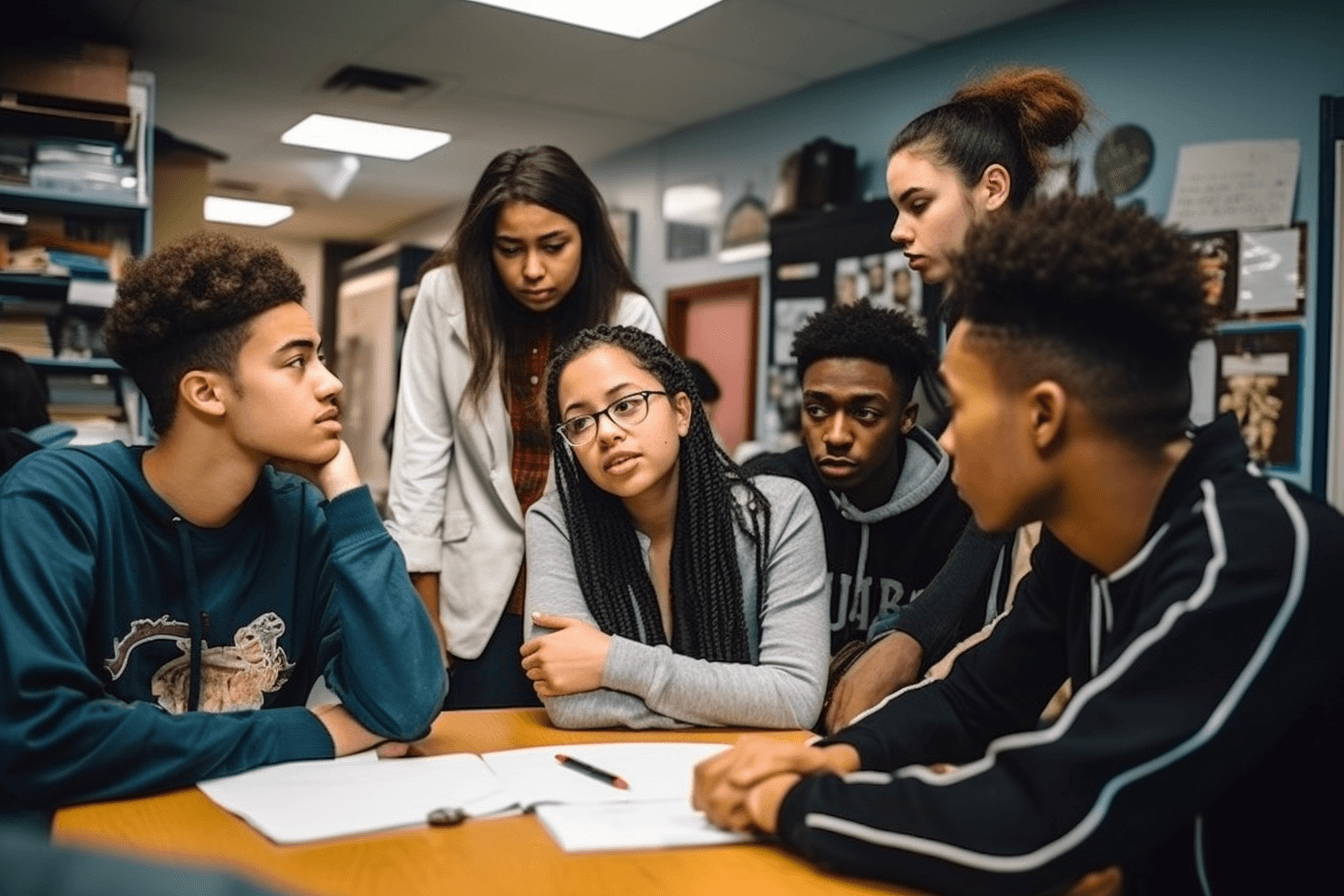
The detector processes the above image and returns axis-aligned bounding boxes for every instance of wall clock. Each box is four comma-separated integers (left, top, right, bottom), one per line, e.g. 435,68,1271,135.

1094,124,1154,197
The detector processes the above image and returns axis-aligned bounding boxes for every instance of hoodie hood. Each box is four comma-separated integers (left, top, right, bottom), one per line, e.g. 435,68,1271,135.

830,426,949,524
78,442,271,535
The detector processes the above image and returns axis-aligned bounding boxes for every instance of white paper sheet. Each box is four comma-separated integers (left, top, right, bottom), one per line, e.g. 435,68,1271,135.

1165,139,1299,232
535,800,756,852
482,741,733,808
1189,339,1219,426
197,741,739,847
197,752,516,844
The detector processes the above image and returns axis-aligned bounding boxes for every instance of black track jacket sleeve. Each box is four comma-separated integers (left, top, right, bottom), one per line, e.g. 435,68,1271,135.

776,464,1344,896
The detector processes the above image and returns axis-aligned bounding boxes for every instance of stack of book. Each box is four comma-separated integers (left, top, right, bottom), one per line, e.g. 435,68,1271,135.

0,314,54,357
29,139,137,201
44,369,123,418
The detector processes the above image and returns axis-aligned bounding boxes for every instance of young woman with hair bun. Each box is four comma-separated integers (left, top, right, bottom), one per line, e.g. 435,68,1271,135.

887,66,1090,285
824,67,1092,733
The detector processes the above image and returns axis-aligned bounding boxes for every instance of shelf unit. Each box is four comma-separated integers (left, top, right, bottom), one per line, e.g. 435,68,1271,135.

0,71,154,443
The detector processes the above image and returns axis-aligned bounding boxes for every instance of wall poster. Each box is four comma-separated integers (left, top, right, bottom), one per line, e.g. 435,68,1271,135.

1214,327,1301,469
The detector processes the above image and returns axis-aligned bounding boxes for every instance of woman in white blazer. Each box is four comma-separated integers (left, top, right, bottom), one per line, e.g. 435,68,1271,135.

387,145,664,708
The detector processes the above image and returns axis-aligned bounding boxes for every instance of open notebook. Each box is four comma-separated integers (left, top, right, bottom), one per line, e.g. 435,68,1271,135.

197,741,754,851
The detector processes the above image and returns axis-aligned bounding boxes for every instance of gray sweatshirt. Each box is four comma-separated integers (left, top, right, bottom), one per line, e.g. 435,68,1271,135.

524,474,828,729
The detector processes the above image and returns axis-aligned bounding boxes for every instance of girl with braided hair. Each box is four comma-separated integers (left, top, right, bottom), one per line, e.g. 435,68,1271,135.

520,325,829,729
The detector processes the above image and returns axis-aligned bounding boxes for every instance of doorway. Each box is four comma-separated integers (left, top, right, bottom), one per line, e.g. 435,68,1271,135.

666,277,760,456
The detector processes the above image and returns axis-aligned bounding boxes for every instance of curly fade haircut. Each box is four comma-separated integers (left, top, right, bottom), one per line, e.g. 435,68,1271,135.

104,231,305,434
792,300,935,406
544,325,769,664
946,193,1212,449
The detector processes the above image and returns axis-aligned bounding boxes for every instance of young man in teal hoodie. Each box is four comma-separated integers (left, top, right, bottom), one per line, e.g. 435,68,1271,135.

0,232,447,824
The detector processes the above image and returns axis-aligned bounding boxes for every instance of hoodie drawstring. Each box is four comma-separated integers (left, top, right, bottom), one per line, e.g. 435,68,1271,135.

172,517,205,712
853,521,871,621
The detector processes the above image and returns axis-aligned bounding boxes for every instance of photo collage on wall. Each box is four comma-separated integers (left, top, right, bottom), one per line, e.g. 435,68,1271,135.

1213,328,1300,468
759,198,938,455
763,294,825,447
833,251,923,321
1189,222,1308,471
762,260,932,449
1190,224,1306,322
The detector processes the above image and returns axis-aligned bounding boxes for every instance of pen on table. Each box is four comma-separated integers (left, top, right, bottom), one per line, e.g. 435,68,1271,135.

555,753,630,790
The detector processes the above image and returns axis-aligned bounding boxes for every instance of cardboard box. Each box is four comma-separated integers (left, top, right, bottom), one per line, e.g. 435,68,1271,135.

0,43,131,107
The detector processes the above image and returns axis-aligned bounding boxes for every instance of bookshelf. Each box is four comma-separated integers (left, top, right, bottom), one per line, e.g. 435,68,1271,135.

0,71,154,443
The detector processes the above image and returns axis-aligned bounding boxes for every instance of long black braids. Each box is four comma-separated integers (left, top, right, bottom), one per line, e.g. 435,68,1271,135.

544,325,770,664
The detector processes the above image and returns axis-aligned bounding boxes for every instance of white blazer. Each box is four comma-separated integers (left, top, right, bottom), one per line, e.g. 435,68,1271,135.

385,265,665,659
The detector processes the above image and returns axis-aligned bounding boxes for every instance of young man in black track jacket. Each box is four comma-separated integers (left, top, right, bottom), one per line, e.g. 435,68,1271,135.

694,194,1344,896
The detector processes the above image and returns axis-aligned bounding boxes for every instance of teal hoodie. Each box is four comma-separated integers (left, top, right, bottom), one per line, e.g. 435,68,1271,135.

0,443,447,821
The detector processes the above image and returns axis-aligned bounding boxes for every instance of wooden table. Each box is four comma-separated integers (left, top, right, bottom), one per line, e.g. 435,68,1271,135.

54,709,918,896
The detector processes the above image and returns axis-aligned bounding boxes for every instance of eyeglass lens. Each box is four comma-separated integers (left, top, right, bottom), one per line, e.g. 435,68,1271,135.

561,392,655,446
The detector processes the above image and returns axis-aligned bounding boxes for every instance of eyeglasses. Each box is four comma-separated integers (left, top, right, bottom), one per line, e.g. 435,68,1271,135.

556,390,667,447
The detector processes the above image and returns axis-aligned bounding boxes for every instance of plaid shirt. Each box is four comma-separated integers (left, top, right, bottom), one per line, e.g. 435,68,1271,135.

503,321,553,614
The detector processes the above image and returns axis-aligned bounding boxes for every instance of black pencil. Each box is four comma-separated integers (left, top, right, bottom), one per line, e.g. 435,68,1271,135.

554,753,630,790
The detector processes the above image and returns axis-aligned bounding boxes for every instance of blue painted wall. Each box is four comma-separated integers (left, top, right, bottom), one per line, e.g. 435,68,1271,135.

589,0,1344,489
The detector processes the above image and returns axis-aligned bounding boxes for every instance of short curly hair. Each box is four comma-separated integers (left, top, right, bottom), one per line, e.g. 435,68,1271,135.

792,300,935,405
104,231,305,434
946,193,1212,448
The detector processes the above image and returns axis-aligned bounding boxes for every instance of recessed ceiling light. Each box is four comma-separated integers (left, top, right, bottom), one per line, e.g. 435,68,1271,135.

462,0,723,39
280,114,450,161
204,196,294,227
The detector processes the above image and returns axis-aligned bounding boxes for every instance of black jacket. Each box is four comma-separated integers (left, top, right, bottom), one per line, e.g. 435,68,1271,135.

779,415,1344,895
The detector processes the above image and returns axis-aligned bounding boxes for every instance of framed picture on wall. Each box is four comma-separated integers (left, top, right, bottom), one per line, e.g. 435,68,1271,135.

770,295,825,364
1213,326,1302,469
608,207,636,268
1230,223,1307,319
1189,230,1239,320
876,249,925,318
834,256,862,306
761,362,802,447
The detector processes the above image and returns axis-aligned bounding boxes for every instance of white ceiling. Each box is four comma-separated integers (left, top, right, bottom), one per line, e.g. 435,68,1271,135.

42,0,1072,242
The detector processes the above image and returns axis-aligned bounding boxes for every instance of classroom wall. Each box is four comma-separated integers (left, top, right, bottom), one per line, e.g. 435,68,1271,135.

585,0,1344,490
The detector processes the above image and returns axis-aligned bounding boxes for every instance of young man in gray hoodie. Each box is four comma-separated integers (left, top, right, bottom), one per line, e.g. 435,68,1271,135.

747,301,1009,730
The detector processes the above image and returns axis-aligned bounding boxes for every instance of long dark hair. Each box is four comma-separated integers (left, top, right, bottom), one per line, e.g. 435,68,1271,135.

425,145,643,413
890,67,1088,208
544,325,768,664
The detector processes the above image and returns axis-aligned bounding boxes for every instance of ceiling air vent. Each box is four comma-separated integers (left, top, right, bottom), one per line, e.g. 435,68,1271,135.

320,65,436,105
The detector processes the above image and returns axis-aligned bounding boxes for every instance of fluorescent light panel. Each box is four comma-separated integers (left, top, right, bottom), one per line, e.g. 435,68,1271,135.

463,0,723,39
204,196,294,227
281,114,450,161
717,241,770,264
662,183,722,224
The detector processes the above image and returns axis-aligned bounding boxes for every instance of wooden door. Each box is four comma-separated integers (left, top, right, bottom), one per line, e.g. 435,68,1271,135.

666,277,759,455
